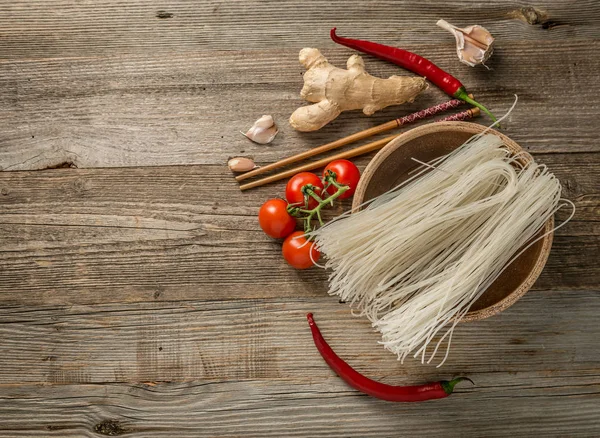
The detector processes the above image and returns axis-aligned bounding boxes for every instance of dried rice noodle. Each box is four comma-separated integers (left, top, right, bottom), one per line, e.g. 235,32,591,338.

308,132,574,366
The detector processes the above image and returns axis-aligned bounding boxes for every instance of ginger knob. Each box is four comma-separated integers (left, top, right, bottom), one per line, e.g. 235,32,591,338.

290,48,427,132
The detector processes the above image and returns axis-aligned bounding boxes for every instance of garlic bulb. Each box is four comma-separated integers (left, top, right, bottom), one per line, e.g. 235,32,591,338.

228,157,257,173
437,20,494,67
242,115,278,144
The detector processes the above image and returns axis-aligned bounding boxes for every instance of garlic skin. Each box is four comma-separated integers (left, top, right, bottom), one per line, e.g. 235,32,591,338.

437,19,494,67
228,157,257,173
242,115,278,144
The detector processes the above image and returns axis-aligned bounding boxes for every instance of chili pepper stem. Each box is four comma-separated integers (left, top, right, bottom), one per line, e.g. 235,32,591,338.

440,377,475,395
453,88,498,124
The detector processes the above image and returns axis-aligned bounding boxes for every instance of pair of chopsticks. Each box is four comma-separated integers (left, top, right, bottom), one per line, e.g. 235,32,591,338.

237,97,480,191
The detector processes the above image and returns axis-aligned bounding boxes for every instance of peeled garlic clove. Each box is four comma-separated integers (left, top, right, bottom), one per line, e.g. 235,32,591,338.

228,157,257,173
437,19,494,67
242,115,279,144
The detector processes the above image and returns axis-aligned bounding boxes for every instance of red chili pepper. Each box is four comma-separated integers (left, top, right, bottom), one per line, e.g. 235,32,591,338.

307,313,473,402
330,28,497,123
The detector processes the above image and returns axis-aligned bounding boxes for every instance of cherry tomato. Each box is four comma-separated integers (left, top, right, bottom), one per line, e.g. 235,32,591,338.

282,231,320,270
285,172,324,210
323,159,361,199
258,199,297,239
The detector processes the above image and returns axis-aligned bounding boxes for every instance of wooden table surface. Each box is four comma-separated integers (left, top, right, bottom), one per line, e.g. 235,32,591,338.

1,1,599,436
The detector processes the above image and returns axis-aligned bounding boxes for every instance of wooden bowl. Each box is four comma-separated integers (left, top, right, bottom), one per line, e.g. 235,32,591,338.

352,122,554,322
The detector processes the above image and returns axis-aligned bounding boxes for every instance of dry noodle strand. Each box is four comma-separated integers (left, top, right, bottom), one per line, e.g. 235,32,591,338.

307,133,572,366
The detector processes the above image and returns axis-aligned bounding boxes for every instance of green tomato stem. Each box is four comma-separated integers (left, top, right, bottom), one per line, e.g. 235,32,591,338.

316,209,324,226
304,186,324,206
285,173,351,233
301,183,349,233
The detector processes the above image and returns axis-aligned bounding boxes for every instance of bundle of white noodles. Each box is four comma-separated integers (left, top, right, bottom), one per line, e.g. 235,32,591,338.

309,133,572,366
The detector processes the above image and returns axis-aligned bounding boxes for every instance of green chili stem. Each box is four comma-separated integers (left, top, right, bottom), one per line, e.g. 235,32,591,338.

454,88,498,125
440,377,474,395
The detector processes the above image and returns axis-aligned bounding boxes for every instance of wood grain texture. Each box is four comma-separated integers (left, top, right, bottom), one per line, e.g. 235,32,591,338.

0,154,597,307
0,42,598,170
1,0,600,436
0,0,597,59
0,291,598,385
0,372,599,438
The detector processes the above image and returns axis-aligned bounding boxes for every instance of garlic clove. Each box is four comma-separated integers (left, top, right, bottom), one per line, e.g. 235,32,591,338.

242,115,279,144
252,114,275,129
437,19,495,68
228,157,257,173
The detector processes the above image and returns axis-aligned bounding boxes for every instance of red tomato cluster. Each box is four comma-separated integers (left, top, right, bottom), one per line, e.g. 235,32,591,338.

285,172,324,209
324,160,361,199
258,199,296,239
258,160,360,269
282,231,321,270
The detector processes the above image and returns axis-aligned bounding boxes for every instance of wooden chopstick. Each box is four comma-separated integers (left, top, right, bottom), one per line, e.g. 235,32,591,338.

239,107,480,191
236,96,471,182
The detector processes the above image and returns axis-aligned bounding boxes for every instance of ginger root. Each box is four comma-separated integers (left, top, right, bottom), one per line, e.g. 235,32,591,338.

290,48,427,132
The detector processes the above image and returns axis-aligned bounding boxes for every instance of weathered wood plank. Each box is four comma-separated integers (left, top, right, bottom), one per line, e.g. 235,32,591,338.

0,290,598,385
0,40,598,170
0,0,597,59
0,153,597,306
0,0,598,436
0,372,599,437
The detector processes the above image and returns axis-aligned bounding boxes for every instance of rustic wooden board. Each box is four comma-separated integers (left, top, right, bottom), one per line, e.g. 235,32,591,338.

0,42,598,170
0,291,599,436
0,372,599,438
0,291,598,385
0,0,597,59
1,0,599,436
0,153,598,306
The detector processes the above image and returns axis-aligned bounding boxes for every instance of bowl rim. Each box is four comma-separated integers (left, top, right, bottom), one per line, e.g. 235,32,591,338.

351,121,554,322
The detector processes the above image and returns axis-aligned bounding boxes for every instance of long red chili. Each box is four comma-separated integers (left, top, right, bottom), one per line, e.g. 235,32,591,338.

330,28,497,123
307,313,472,402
